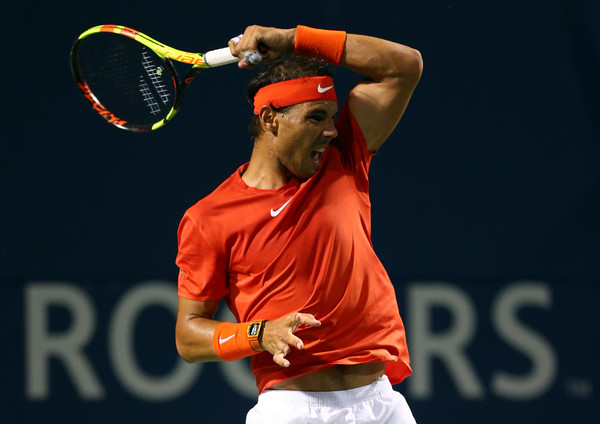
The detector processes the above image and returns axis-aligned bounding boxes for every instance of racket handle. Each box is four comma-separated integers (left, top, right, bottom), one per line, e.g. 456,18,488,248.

204,47,265,67
204,47,239,67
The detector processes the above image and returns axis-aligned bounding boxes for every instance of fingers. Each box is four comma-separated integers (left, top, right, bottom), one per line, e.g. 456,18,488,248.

261,312,321,368
294,312,322,328
273,351,290,368
270,332,304,368
272,337,292,367
229,28,265,68
287,331,305,350
228,25,294,69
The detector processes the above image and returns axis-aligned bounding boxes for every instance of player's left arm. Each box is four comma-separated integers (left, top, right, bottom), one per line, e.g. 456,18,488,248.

229,26,422,152
342,34,423,152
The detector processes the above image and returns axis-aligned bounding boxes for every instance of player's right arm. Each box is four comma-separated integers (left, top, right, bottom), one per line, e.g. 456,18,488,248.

175,297,321,367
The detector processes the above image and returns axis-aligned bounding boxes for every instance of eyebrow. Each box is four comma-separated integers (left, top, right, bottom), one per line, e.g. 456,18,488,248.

305,107,338,118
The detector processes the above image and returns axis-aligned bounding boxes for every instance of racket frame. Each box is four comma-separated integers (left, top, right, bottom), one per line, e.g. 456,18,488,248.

71,25,233,131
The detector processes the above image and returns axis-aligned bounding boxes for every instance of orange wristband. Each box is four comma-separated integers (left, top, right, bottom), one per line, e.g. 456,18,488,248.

293,25,347,65
212,321,265,361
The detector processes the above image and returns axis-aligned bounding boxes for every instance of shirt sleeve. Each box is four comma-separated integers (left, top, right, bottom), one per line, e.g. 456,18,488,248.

176,212,229,301
332,103,374,182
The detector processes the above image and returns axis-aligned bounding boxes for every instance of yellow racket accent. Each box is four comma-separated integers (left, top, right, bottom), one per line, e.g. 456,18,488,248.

78,25,209,68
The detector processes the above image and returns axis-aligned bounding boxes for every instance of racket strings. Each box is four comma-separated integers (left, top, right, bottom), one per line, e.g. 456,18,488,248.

140,51,171,109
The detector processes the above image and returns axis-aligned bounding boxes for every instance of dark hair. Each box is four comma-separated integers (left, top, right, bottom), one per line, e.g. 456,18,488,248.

246,56,334,140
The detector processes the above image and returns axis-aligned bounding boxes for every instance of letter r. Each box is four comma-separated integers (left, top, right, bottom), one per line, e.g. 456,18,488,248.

407,282,485,399
25,282,104,399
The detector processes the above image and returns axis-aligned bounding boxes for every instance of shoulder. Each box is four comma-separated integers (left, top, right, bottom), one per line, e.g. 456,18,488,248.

185,166,244,219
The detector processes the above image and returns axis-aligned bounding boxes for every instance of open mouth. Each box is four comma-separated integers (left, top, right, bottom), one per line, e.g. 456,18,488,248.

311,146,327,165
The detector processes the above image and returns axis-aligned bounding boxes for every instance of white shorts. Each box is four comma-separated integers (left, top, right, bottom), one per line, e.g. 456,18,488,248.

246,375,417,424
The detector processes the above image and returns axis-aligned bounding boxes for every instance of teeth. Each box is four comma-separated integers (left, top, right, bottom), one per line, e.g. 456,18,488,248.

314,146,326,153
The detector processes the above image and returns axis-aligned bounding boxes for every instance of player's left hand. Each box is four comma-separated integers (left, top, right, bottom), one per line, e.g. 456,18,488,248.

228,25,296,68
259,312,321,367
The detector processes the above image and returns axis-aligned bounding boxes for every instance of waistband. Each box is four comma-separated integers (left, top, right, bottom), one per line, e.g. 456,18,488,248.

257,375,394,407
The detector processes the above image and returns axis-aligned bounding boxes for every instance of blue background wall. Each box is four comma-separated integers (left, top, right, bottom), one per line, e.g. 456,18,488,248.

2,0,598,422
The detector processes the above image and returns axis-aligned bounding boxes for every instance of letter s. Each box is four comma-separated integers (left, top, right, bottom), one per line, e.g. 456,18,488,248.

491,281,557,400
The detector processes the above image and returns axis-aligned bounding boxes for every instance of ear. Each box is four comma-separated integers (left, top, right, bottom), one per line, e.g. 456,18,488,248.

258,105,278,136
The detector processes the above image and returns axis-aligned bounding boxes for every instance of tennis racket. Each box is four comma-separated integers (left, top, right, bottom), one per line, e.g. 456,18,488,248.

70,25,261,132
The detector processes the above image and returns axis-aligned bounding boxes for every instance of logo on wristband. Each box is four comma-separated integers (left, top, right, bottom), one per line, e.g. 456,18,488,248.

248,322,261,337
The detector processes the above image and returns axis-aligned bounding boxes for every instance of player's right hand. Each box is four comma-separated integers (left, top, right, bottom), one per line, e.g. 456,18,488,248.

260,312,321,367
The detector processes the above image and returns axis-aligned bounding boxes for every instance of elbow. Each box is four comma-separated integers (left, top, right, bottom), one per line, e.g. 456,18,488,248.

176,339,198,363
386,45,423,86
412,48,424,79
175,328,210,363
175,329,216,363
403,47,423,85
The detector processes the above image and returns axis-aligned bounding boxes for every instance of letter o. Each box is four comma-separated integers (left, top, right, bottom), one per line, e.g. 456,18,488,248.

108,281,202,401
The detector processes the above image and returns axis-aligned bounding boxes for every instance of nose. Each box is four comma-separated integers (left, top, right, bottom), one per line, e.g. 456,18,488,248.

323,120,338,139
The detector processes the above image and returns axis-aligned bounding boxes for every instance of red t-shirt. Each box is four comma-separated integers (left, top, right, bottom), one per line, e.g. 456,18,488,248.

176,104,411,393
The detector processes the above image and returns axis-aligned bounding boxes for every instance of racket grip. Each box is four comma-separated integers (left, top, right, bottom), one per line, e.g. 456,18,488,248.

205,47,264,67
204,47,239,67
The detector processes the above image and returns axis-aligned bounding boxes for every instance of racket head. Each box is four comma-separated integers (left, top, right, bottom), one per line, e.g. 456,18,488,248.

70,26,194,132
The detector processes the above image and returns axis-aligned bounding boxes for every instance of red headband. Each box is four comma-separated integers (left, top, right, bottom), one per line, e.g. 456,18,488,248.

253,76,337,114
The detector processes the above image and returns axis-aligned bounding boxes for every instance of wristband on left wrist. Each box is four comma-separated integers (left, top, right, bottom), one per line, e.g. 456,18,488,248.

212,320,265,361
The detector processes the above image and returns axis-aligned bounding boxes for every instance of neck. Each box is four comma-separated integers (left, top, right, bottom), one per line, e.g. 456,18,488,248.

241,136,294,190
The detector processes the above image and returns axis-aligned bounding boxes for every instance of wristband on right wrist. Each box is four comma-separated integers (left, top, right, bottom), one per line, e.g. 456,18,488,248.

293,25,347,65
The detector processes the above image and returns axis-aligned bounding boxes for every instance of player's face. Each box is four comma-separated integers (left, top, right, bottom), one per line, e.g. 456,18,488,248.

274,100,338,178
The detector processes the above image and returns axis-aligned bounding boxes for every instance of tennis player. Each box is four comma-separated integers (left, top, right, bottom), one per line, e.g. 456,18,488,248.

175,25,423,423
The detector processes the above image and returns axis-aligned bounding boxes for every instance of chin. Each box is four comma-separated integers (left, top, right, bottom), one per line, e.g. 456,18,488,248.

287,159,321,179
298,165,320,179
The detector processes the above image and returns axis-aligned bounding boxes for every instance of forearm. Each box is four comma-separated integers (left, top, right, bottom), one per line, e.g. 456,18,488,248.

342,33,423,85
175,301,322,368
176,307,268,363
282,26,422,84
175,316,221,363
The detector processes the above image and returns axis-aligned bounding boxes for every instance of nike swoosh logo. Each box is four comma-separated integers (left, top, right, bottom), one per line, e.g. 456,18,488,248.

219,334,235,344
270,198,293,217
317,84,334,93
